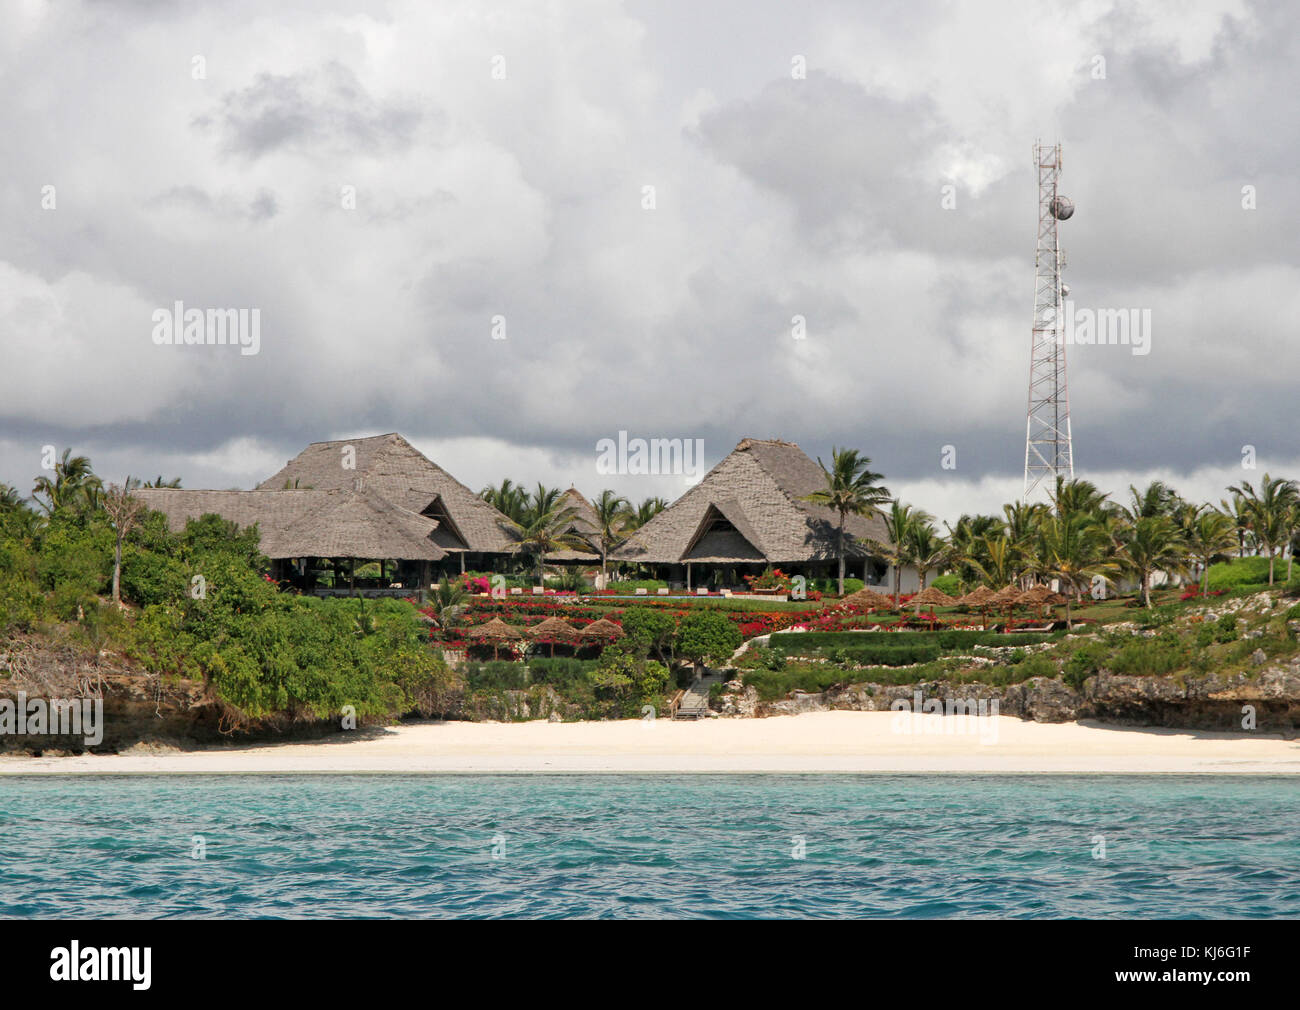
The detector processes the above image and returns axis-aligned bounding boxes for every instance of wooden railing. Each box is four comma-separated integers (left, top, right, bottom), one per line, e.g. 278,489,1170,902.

667,690,685,719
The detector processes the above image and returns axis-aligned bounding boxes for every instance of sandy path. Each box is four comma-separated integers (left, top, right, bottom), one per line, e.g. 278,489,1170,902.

2,712,1297,774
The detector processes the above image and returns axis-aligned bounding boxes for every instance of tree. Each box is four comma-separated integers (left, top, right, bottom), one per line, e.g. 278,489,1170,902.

479,479,527,523
1117,515,1187,607
31,449,102,515
801,448,891,596
1228,475,1299,585
590,490,632,585
101,484,146,604
1183,509,1238,592
866,502,929,606
619,606,677,665
627,497,667,530
969,534,1019,588
426,576,467,628
1122,480,1182,521
675,610,741,670
907,520,950,593
1219,492,1252,558
508,502,588,583
945,513,1002,588
1050,477,1109,521
1030,514,1117,628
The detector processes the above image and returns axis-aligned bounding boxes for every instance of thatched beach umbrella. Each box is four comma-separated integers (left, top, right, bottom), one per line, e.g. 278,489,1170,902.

989,585,1024,607
1019,585,1066,622
957,584,997,629
528,616,581,657
908,585,956,628
466,616,526,660
842,587,895,611
578,617,625,648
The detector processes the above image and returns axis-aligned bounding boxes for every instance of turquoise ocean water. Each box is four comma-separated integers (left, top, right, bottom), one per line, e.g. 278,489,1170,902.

1,775,1296,918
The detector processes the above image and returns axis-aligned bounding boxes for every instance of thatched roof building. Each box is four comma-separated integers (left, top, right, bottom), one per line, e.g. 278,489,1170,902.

614,438,891,569
257,433,516,556
134,487,446,561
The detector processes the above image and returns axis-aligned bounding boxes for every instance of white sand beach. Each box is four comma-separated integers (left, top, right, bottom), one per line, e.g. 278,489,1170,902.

1,712,1297,774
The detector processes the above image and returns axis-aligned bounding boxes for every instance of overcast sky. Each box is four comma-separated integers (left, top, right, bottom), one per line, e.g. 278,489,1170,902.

2,0,1296,524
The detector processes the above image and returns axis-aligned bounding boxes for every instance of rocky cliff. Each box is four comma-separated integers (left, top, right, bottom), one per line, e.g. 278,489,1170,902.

716,660,1300,732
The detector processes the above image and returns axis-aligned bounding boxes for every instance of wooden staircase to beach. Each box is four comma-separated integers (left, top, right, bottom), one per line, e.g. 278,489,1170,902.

671,671,721,720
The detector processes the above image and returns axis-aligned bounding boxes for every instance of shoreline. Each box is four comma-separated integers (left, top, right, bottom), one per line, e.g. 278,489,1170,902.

2,712,1297,775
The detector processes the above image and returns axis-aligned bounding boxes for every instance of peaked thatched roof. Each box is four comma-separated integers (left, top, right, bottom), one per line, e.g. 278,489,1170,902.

614,438,891,564
134,487,446,561
545,488,601,561
957,585,997,607
909,586,957,608
578,617,625,640
989,585,1025,606
257,433,516,553
466,617,526,640
527,616,581,641
842,587,896,610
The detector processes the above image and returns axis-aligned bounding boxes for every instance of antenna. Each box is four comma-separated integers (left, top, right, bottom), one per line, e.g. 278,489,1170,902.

1023,141,1075,499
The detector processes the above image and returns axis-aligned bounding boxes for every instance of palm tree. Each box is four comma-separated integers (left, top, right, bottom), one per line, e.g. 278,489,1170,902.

945,513,1001,588
866,502,929,606
508,502,589,584
1117,515,1187,607
1184,508,1238,593
1002,500,1049,574
1030,514,1117,628
526,484,563,523
1051,477,1109,521
590,489,632,584
31,449,102,514
969,534,1020,589
800,447,891,596
1228,475,1299,585
908,521,951,594
426,576,468,628
627,497,667,531
1122,480,1182,521
480,479,527,523
0,484,26,512
1219,492,1251,558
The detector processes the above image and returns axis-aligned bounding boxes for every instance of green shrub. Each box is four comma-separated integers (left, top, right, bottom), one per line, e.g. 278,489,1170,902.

1108,634,1188,677
608,579,667,592
119,547,190,607
929,574,962,596
1214,613,1239,643
619,606,677,661
464,661,528,690
676,610,742,665
1064,641,1107,688
1205,557,1280,592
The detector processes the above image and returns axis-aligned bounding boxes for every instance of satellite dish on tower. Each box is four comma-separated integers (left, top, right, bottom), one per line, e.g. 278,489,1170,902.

1050,195,1075,220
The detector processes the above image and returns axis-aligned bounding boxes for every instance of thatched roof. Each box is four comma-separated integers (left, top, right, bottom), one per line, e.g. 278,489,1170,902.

257,433,516,553
1019,585,1054,604
134,487,446,561
527,616,581,641
989,585,1026,606
466,617,526,640
909,586,957,608
578,618,625,640
545,488,601,561
614,438,891,564
957,585,998,607
842,588,895,610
